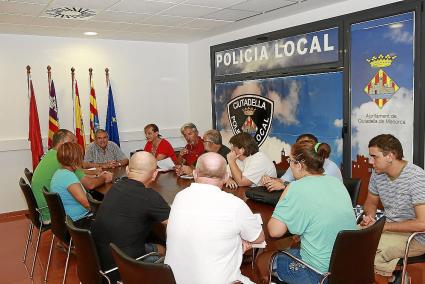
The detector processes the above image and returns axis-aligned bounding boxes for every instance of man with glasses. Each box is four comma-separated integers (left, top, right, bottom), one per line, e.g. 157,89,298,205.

360,134,425,284
202,129,230,161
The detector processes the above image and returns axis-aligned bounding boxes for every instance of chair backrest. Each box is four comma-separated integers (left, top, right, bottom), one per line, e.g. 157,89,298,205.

110,243,176,284
327,216,386,284
343,177,361,207
65,216,104,284
43,187,70,243
19,177,42,228
86,192,102,215
24,168,33,184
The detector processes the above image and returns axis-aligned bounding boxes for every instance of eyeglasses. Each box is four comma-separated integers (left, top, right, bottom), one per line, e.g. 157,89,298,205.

286,158,302,164
203,140,213,144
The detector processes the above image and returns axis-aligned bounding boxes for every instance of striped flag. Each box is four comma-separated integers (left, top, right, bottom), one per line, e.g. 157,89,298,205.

89,78,100,142
28,80,44,170
74,80,86,152
47,80,59,148
105,83,120,146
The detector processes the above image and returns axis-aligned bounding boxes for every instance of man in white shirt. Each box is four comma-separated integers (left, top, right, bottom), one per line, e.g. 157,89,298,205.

165,152,265,284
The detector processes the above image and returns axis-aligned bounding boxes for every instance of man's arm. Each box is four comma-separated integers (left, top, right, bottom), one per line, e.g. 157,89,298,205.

360,192,380,227
385,204,425,232
80,172,113,190
268,217,288,238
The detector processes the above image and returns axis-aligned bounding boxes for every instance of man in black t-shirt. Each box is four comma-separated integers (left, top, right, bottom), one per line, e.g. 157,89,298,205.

92,151,170,280
203,129,231,162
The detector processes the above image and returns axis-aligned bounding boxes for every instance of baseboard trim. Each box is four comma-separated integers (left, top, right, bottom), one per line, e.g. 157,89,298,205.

0,210,28,222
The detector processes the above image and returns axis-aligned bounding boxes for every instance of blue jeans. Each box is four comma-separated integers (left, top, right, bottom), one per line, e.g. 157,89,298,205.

272,249,327,284
143,243,163,263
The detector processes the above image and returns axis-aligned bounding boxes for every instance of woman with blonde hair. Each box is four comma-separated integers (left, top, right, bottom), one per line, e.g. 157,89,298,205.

50,142,92,228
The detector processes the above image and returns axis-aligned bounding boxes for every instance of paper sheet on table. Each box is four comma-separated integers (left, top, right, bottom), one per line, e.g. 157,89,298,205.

157,157,175,171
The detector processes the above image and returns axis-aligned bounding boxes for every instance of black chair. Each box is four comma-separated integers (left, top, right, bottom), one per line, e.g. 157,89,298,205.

19,178,50,278
43,187,72,284
343,177,361,207
259,217,386,284
111,243,176,284
24,168,33,184
65,216,116,284
86,191,102,215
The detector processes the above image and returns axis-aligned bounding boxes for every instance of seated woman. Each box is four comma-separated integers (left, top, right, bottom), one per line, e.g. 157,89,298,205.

262,133,342,191
226,132,276,188
51,142,92,229
144,123,177,163
268,140,356,284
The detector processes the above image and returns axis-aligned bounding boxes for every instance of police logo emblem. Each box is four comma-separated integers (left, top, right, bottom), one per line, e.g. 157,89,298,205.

227,94,274,146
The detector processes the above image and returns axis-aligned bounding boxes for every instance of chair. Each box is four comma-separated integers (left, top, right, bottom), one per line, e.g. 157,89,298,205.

343,177,361,207
86,191,102,215
110,243,176,284
43,187,72,284
24,168,33,184
19,178,50,278
257,216,386,284
65,216,116,284
399,231,425,284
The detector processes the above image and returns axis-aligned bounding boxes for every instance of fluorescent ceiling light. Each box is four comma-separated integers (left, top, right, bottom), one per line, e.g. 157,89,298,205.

84,31,98,36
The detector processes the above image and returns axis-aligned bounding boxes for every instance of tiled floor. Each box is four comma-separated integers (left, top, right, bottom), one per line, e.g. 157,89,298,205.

0,216,79,284
1,215,292,284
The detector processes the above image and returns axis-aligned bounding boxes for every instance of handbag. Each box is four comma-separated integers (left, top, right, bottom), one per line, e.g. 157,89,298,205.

245,186,283,206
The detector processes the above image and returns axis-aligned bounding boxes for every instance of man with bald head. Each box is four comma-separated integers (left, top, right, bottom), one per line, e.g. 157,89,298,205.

92,151,170,281
165,152,265,284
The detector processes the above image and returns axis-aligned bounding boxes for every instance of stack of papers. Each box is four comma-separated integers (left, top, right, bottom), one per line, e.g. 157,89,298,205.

157,157,175,172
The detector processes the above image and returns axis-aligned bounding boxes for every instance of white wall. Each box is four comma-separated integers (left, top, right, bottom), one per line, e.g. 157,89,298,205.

0,34,189,214
187,0,401,161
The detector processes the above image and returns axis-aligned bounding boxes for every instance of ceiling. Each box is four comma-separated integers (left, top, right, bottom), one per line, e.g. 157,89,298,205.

0,0,346,43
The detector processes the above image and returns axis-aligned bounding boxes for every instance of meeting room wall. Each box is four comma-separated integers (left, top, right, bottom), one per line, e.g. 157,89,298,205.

187,0,400,162
0,34,189,214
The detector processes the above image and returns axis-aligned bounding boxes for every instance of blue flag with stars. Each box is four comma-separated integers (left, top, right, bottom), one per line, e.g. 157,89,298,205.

105,84,120,146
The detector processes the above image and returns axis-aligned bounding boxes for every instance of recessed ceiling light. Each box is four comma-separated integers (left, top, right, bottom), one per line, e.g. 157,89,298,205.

84,31,98,36
45,7,96,19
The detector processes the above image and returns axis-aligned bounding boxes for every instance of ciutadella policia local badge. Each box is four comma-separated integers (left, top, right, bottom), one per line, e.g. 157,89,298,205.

227,94,274,147
364,54,399,109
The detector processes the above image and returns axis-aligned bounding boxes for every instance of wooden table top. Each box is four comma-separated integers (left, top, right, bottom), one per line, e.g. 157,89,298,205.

94,167,293,251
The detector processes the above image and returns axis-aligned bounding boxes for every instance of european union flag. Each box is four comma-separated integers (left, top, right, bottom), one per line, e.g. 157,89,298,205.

105,84,120,146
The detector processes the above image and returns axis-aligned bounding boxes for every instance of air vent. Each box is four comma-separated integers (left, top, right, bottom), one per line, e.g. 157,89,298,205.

45,7,96,19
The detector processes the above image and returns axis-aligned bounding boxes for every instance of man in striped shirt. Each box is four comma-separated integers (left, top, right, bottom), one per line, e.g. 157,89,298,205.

361,134,425,284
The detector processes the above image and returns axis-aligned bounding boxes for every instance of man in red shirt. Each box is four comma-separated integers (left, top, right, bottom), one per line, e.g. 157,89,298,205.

175,122,205,176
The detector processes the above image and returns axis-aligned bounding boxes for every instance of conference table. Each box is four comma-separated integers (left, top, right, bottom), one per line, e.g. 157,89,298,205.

94,167,293,252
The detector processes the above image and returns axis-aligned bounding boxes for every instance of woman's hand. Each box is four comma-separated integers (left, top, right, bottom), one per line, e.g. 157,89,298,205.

225,178,238,189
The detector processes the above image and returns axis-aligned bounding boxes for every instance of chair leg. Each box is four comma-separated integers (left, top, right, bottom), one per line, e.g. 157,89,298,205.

22,223,33,263
62,238,72,284
44,235,55,282
30,223,43,278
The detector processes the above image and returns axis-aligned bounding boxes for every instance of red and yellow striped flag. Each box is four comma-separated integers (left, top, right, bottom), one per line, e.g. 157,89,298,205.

89,78,99,142
74,80,86,152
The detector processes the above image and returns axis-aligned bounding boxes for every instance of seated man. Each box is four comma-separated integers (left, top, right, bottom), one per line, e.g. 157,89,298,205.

31,129,112,223
360,134,425,284
92,151,170,282
175,122,205,176
203,129,230,161
262,133,342,191
83,129,129,169
165,152,265,284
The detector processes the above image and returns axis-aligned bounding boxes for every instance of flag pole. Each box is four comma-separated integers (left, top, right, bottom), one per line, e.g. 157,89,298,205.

71,67,75,132
105,67,110,87
47,65,51,94
26,65,31,99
